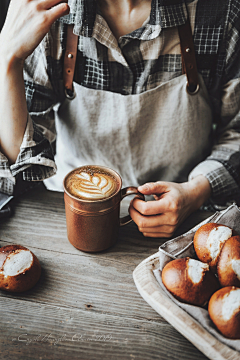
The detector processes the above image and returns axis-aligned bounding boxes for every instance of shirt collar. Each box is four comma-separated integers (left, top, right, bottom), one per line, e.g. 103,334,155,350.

150,0,188,28
58,0,96,37
59,0,188,37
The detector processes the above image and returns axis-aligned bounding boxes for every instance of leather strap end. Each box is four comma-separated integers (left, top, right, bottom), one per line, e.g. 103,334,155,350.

178,19,199,92
63,25,78,92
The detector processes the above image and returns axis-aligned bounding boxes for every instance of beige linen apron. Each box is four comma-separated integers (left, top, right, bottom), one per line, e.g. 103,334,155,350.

44,23,213,191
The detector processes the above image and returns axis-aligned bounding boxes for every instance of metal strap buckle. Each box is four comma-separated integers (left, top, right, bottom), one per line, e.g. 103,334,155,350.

186,82,200,95
65,86,76,100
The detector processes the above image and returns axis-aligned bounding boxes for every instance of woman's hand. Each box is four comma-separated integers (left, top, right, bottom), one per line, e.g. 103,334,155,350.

0,0,69,64
0,0,69,164
129,175,211,238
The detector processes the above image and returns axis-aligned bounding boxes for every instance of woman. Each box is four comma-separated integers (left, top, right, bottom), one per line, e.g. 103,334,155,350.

0,0,240,238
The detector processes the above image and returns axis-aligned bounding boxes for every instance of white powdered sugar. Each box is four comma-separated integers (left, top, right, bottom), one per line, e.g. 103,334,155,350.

222,288,240,321
187,259,209,284
3,250,33,276
232,259,240,280
206,226,232,261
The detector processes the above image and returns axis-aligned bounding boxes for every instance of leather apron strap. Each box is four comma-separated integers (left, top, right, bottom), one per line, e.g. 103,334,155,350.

63,24,78,99
178,17,199,94
63,17,199,97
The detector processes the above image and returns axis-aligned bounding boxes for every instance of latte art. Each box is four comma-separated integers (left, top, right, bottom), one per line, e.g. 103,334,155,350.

66,168,118,200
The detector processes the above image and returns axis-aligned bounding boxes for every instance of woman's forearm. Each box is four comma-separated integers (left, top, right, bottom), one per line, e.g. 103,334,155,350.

0,54,28,164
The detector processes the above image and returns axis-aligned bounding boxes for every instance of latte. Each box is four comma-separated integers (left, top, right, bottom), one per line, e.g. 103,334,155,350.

65,166,119,200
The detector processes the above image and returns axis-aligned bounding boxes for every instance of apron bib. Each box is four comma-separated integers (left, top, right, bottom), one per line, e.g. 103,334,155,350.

44,73,212,191
44,16,213,191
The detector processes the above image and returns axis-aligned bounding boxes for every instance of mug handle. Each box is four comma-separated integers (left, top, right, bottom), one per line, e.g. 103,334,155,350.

120,187,145,226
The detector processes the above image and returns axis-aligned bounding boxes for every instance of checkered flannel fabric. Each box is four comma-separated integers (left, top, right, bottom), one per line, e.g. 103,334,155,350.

1,0,240,208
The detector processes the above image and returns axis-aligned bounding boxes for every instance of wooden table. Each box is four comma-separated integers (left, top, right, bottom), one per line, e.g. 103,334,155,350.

0,185,214,360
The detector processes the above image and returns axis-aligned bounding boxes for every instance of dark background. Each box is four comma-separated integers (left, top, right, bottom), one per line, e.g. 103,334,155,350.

0,0,10,31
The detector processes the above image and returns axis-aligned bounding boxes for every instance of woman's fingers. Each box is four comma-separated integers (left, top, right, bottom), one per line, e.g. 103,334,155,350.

138,182,169,196
47,2,69,22
131,198,165,216
131,178,211,239
37,0,68,11
1,0,70,61
37,0,69,24
138,225,175,233
129,208,177,228
129,201,178,227
129,181,187,238
142,232,173,238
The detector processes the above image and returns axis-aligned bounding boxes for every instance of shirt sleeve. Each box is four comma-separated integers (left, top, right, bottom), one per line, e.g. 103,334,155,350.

189,6,240,208
0,22,63,195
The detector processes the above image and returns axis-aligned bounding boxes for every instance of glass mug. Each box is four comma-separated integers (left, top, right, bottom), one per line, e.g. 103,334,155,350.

63,165,145,252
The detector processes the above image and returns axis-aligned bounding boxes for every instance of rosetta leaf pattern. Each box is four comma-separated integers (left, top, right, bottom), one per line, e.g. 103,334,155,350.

69,171,116,199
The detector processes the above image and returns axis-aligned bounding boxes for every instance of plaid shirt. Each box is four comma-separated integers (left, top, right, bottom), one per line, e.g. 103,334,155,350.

1,0,240,208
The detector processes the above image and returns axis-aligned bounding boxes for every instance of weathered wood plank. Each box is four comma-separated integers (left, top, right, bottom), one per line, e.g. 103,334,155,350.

0,298,208,360
0,185,213,264
0,186,215,359
0,244,166,321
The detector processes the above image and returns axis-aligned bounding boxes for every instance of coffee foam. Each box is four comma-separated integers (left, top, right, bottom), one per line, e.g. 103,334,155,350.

66,167,119,200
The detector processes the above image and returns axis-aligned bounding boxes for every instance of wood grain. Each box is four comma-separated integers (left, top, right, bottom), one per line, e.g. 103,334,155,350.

0,244,164,321
0,185,213,263
0,185,214,359
1,297,208,360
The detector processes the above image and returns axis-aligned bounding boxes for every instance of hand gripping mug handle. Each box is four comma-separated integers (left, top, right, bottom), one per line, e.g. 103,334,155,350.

120,187,145,226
